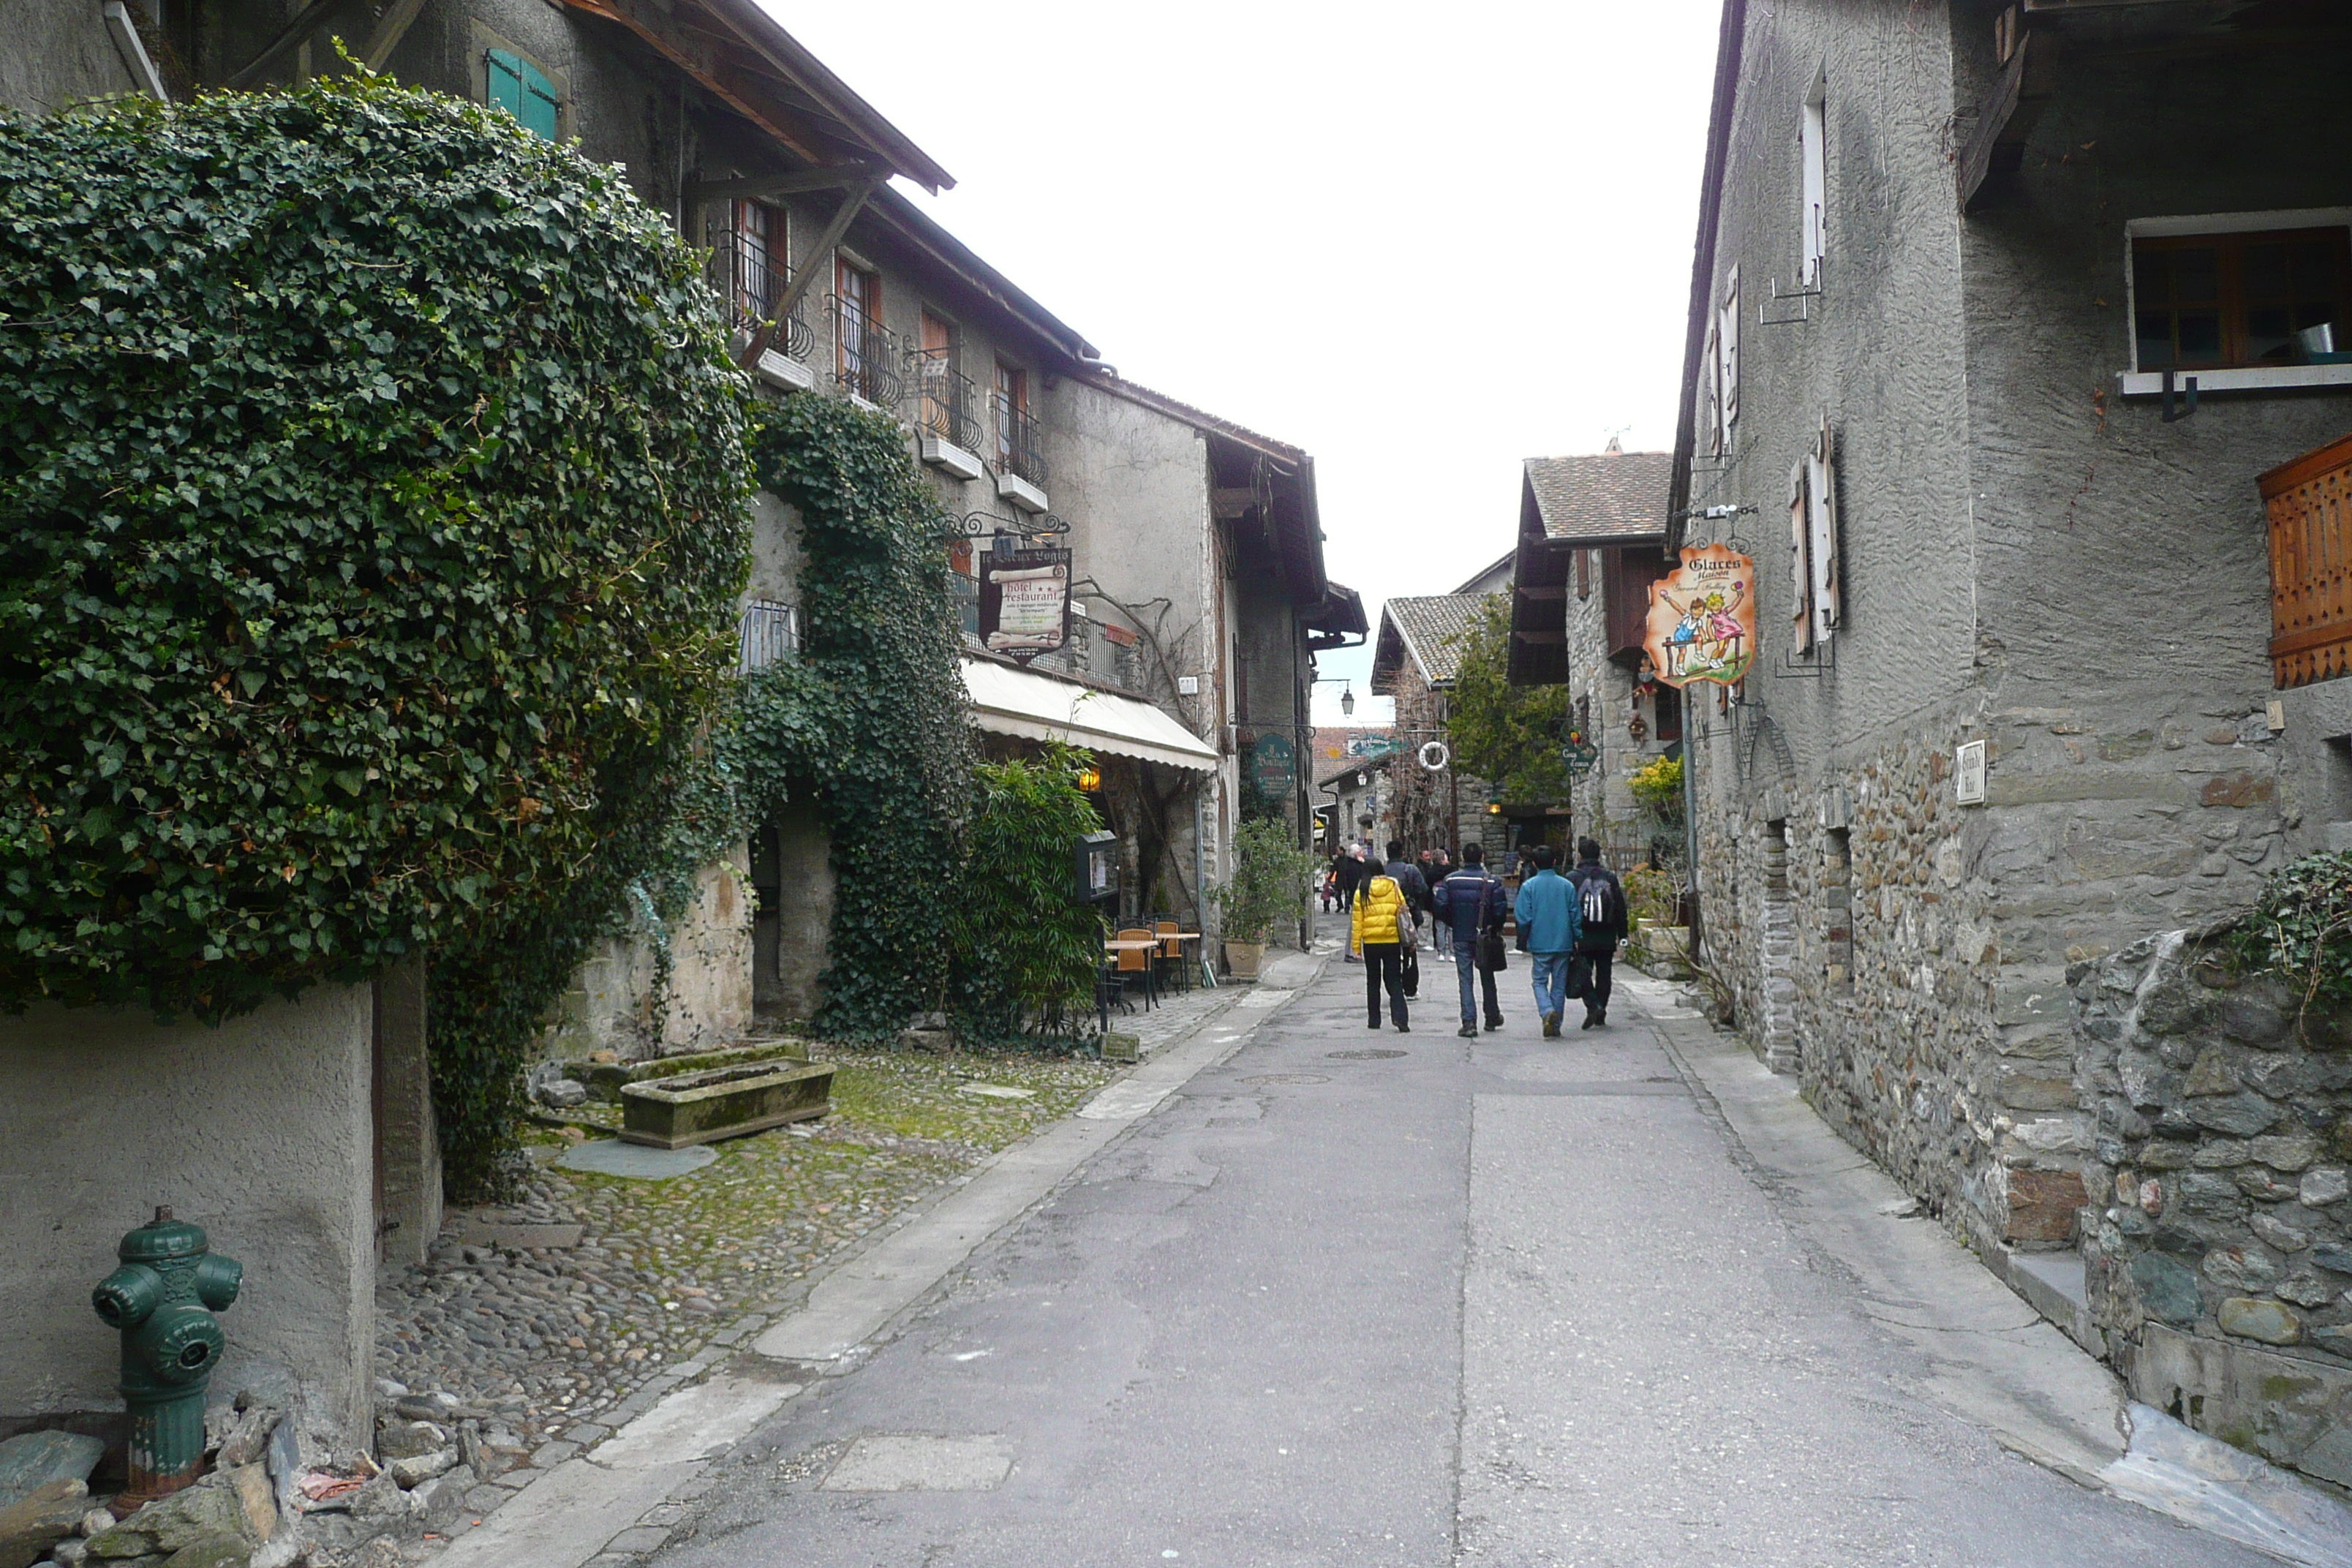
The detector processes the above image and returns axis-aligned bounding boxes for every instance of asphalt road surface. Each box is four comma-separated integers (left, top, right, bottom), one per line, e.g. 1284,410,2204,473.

652,918,2272,1567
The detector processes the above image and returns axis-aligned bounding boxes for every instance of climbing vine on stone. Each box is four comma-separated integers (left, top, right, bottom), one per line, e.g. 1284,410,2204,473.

0,76,751,1196
2236,850,2352,1017
731,394,973,1038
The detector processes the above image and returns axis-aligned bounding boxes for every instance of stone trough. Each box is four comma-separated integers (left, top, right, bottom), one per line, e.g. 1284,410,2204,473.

618,1060,834,1150
564,1038,811,1104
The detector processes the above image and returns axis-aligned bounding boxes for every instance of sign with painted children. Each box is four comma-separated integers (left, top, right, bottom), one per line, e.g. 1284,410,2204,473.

1644,543,1756,688
979,545,1072,663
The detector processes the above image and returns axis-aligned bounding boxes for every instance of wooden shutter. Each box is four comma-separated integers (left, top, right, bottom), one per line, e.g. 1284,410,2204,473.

1576,547,1590,600
1809,415,1842,637
1719,268,1741,435
486,50,557,140
1788,457,1814,656
1701,320,1723,459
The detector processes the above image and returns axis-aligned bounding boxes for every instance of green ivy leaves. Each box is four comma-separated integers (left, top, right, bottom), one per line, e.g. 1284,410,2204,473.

0,77,749,1194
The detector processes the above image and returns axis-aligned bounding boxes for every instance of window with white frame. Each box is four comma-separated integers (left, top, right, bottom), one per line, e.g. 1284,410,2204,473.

2122,211,2352,393
1800,72,1826,287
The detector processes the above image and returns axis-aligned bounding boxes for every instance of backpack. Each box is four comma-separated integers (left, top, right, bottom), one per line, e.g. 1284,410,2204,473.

1577,868,1622,941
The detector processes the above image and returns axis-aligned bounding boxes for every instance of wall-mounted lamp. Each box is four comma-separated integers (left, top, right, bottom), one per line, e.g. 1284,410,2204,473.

1488,802,1502,815
1077,766,1102,793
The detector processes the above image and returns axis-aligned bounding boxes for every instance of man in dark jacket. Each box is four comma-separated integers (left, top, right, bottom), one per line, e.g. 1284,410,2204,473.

1333,849,1364,912
1568,837,1629,1029
1432,844,1508,1038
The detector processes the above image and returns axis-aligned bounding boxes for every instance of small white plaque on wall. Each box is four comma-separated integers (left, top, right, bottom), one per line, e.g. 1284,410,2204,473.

1954,740,1988,806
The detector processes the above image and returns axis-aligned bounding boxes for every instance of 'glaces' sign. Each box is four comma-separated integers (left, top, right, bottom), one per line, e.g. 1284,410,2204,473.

1644,543,1756,689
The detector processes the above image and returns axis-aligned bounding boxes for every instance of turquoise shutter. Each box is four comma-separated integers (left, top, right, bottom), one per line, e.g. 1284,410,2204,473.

486,49,558,140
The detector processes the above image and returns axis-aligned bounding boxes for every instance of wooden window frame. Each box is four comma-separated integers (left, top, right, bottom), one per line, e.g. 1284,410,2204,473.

2132,225,2352,373
834,255,879,382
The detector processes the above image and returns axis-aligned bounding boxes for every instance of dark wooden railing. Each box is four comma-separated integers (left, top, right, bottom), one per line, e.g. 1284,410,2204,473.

2264,431,2352,688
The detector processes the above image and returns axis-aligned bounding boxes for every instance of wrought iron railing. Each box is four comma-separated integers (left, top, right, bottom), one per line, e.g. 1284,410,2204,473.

992,391,1047,488
738,599,801,673
1034,614,1141,691
949,573,980,639
913,348,983,453
830,294,904,408
705,227,813,364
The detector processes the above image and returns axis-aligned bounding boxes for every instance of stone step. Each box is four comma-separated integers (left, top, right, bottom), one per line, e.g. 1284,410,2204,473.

2001,1247,2103,1356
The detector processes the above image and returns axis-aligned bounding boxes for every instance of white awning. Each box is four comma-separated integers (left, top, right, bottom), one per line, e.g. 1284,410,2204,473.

961,657,1221,773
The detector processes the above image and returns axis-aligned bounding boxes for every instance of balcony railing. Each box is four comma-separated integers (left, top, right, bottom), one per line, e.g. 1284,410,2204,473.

706,227,813,364
2265,431,2352,687
992,392,1047,487
1031,613,1141,691
831,294,904,408
914,349,983,453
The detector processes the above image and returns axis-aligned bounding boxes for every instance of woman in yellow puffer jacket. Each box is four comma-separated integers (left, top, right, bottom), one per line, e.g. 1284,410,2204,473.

1352,871,1410,1032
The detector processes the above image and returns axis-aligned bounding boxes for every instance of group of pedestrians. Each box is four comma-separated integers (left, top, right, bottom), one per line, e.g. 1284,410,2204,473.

1343,837,1627,1041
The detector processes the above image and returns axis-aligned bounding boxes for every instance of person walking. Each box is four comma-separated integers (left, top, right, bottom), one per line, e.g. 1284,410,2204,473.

1512,845,1583,1038
1334,848,1366,961
1568,837,1629,1030
1351,863,1411,1032
1417,850,1450,957
1432,844,1507,1037
1382,839,1430,999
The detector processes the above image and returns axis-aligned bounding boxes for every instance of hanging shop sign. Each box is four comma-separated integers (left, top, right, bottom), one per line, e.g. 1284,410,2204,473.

1645,543,1756,688
1561,726,1599,779
1248,732,1297,796
979,545,1072,663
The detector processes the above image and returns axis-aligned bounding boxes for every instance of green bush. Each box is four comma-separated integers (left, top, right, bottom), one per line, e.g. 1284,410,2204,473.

1215,818,1319,945
949,748,1104,1039
2237,850,2352,1014
0,78,750,1192
1628,755,1685,822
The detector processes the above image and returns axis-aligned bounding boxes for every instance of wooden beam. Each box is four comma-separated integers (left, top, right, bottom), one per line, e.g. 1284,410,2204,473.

1211,487,1261,520
557,0,831,166
1514,628,1566,645
687,163,883,203
225,0,354,87
361,0,431,71
1957,29,2059,211
1515,583,1567,601
737,174,881,370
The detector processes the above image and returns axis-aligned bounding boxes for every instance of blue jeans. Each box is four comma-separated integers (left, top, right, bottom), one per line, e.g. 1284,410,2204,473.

1530,951,1572,1020
1455,946,1501,1025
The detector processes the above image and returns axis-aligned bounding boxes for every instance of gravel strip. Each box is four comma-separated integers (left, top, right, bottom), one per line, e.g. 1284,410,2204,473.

374,1045,1116,1467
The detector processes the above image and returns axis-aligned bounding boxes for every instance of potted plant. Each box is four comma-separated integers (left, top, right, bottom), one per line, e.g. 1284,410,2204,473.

1213,818,1319,980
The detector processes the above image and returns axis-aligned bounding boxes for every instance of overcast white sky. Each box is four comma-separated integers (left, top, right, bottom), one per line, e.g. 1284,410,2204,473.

765,1,1723,725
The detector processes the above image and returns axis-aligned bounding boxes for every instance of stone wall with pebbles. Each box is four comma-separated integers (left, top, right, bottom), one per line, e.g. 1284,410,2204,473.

2076,928,2352,1488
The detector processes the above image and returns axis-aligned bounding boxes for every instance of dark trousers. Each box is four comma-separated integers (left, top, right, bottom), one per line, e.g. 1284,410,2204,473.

1582,949,1615,1019
1362,942,1407,1027
1455,946,1502,1025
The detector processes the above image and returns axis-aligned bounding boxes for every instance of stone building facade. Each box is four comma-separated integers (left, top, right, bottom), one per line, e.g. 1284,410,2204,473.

1508,450,1681,856
1660,0,2352,1482
1370,557,1512,859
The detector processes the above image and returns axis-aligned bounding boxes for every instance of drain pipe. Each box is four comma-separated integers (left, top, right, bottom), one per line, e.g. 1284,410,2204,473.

1194,785,1214,987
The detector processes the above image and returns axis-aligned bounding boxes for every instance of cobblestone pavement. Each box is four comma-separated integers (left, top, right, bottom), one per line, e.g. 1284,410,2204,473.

374,1039,1142,1551
372,973,1254,1559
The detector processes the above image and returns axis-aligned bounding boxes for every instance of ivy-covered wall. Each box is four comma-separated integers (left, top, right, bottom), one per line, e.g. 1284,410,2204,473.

0,78,753,1198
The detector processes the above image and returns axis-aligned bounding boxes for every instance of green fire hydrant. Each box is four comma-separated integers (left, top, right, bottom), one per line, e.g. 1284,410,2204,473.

91,1207,243,1510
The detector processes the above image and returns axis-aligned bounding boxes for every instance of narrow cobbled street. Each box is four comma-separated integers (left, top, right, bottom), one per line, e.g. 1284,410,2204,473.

595,920,2277,1567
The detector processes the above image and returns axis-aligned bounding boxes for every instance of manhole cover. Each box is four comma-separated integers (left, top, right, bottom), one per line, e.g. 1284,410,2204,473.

1327,1049,1408,1060
1240,1074,1329,1085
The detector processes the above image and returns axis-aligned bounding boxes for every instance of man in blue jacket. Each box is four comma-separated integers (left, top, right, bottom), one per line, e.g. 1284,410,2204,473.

1512,845,1583,1038
1432,843,1509,1038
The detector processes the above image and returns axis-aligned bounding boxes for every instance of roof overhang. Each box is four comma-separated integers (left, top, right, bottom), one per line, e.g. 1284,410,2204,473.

559,0,952,191
962,659,1219,773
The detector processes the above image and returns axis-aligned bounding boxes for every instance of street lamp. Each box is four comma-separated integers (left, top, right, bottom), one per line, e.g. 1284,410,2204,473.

1341,686,1355,717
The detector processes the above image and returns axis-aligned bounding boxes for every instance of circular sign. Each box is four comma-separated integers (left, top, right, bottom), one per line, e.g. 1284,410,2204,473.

1418,740,1450,772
